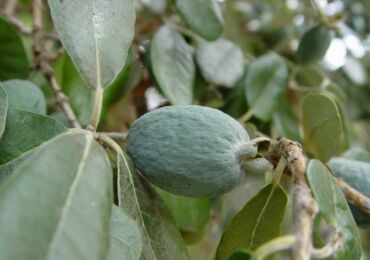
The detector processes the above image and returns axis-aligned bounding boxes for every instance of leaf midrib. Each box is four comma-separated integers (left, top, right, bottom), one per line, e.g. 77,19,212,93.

46,133,93,259
248,184,277,249
91,0,102,90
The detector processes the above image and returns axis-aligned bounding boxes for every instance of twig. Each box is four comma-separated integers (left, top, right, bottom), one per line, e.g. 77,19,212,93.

31,0,81,129
252,235,296,260
2,0,17,15
336,178,370,215
1,13,32,35
239,108,254,124
46,48,64,62
1,0,32,35
275,137,318,260
311,228,342,259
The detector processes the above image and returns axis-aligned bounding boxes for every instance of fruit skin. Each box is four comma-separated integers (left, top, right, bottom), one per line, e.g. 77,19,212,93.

328,158,370,228
126,105,250,197
296,25,332,65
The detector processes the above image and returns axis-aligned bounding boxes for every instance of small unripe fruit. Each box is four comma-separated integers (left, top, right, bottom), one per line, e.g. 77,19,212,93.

126,105,269,197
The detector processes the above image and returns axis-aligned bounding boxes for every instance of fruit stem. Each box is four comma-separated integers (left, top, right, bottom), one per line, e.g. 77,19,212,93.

273,157,287,184
239,108,254,124
252,235,296,260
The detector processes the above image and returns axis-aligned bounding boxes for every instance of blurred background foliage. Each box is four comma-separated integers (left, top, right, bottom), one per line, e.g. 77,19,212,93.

0,0,369,259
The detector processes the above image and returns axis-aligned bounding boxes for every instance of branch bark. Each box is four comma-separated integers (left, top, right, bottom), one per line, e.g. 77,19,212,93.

273,137,319,260
336,178,370,215
2,0,17,15
31,0,81,129
1,0,32,35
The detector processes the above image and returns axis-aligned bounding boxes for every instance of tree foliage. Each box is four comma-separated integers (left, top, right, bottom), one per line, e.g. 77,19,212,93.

0,0,369,259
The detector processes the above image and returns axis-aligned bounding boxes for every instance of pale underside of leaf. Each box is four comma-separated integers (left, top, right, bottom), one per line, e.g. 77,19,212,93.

46,133,94,259
48,0,135,89
107,205,143,260
0,130,113,260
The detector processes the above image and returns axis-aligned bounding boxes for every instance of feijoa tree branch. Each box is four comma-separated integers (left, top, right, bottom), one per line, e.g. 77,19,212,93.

336,178,370,215
31,0,81,129
0,0,32,35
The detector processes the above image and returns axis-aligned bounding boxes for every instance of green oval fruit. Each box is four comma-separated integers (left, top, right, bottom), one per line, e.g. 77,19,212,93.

328,158,370,228
126,105,251,197
296,25,333,65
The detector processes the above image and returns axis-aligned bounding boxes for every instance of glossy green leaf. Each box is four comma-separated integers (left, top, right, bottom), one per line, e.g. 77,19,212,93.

0,131,113,260
306,159,362,260
3,80,46,115
0,83,7,138
328,158,370,227
54,54,94,126
107,205,142,260
0,17,29,80
0,109,66,165
176,0,223,41
155,188,211,232
297,25,332,65
293,65,326,88
151,25,195,105
272,95,301,142
302,93,342,162
48,0,135,89
245,53,288,121
196,38,244,88
216,183,288,260
222,66,248,118
117,151,189,259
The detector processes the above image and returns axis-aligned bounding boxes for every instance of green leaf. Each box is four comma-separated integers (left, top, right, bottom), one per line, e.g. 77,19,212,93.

0,131,113,260
0,109,66,165
222,66,248,118
155,188,211,232
196,38,244,88
272,95,301,142
54,54,94,126
0,83,7,138
296,25,332,65
0,17,29,80
216,183,288,260
151,25,195,105
176,0,223,41
306,159,362,260
245,53,288,121
117,152,189,259
302,93,342,162
3,80,46,115
48,0,135,89
107,205,143,260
